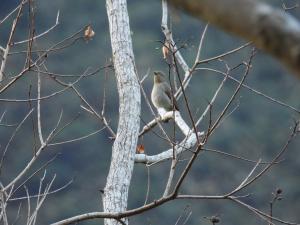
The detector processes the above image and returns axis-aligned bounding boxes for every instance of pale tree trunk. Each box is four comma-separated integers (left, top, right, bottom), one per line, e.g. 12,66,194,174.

103,1,140,225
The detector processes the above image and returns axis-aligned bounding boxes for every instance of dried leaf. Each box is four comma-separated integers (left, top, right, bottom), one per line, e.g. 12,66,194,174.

84,25,95,41
136,144,145,154
162,42,170,59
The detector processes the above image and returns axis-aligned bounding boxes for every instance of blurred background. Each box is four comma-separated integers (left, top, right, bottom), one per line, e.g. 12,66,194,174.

0,0,299,224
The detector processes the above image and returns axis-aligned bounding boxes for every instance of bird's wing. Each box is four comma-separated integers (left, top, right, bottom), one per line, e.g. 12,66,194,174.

163,83,173,100
163,83,179,110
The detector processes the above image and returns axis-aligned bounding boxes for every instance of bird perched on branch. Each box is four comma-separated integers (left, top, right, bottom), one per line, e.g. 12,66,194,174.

151,71,179,114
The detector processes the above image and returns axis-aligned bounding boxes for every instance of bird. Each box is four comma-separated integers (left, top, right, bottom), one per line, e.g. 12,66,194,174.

151,71,179,113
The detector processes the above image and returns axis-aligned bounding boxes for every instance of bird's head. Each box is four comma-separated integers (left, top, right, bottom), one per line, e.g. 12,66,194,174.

153,71,165,83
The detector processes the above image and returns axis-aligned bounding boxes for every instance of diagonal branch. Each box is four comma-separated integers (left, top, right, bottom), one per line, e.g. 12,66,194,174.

169,0,300,78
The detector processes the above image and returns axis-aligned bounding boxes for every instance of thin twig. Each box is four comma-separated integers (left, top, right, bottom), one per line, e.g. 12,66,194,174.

0,0,26,82
196,67,300,114
14,11,60,45
37,70,44,145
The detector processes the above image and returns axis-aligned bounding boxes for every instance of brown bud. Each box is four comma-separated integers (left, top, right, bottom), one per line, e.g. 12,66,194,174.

276,188,283,195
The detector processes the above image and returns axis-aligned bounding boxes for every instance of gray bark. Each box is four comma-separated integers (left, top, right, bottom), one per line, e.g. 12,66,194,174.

103,1,141,225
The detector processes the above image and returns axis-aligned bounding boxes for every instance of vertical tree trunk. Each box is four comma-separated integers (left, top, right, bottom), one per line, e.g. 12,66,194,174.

103,0,140,225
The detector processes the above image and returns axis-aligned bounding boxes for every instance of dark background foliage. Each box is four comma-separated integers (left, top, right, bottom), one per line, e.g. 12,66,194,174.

0,0,299,224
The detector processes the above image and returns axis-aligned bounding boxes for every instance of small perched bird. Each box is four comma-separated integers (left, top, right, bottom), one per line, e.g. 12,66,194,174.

151,71,178,113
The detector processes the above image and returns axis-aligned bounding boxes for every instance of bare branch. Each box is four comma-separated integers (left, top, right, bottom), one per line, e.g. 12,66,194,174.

194,23,209,64
196,67,300,114
0,0,26,82
14,11,60,45
48,128,105,146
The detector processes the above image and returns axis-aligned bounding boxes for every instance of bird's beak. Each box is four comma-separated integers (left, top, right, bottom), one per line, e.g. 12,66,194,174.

153,71,158,76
